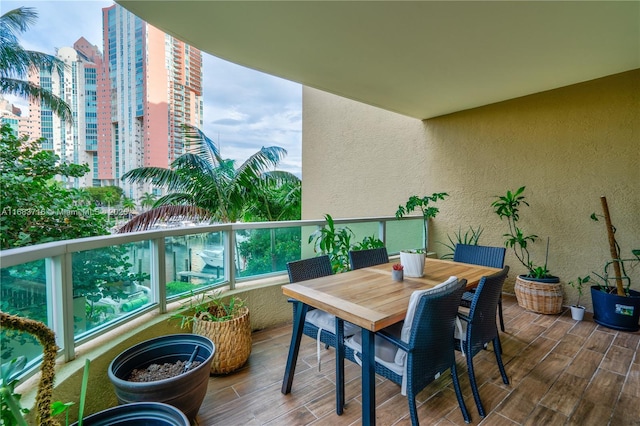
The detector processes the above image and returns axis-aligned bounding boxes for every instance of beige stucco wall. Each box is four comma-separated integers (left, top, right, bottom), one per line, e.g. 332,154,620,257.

302,69,640,310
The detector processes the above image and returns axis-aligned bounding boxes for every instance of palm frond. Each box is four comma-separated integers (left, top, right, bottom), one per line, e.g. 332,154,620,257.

117,205,212,233
181,124,224,166
0,79,72,123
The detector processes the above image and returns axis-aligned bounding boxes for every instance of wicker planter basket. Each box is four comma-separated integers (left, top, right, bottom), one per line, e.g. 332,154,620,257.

514,275,563,314
192,306,251,374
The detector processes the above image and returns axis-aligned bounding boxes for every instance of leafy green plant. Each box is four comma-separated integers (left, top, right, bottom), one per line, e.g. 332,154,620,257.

439,225,484,260
172,291,247,329
567,276,590,307
351,235,385,251
1,357,29,426
308,214,355,273
308,215,384,273
395,192,449,251
491,186,553,279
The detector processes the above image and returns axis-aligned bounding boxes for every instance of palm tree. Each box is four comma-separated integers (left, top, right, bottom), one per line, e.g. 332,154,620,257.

139,192,157,211
0,7,72,123
118,125,300,232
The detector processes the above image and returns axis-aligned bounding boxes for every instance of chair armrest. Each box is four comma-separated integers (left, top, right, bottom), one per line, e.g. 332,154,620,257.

376,329,410,352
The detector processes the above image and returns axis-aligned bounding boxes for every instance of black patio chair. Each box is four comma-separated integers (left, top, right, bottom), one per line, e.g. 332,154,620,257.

286,255,358,364
348,247,389,270
455,266,510,417
454,244,507,331
343,276,471,425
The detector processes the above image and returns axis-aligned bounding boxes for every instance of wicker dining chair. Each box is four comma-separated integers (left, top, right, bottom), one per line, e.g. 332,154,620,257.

348,247,389,270
286,256,358,359
454,244,507,331
343,277,471,425
455,266,510,418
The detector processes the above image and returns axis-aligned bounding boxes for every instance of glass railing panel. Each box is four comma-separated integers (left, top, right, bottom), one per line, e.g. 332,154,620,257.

236,227,302,278
72,242,151,338
0,260,48,367
385,218,424,254
165,232,226,298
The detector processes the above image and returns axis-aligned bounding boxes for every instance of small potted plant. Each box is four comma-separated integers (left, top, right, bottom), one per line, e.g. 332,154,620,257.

173,291,252,374
396,192,448,277
492,186,563,314
567,276,589,321
391,263,404,281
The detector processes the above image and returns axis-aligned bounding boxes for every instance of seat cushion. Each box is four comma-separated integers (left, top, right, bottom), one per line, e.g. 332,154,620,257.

344,322,404,376
305,309,359,337
394,276,459,365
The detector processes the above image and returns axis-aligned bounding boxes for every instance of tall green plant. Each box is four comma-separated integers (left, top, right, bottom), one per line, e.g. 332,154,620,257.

395,192,449,251
438,225,484,260
308,214,355,273
491,186,552,278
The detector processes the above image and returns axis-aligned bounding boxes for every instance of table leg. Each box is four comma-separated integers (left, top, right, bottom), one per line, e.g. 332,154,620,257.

281,301,308,394
362,329,376,425
335,317,345,414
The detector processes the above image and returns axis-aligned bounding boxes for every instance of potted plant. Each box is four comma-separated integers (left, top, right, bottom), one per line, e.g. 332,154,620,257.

0,311,191,426
567,276,589,321
173,291,252,374
584,196,640,331
391,263,404,281
308,214,384,273
492,186,563,314
395,192,449,277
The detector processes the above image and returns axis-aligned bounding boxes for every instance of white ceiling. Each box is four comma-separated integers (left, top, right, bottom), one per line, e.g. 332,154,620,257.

117,1,640,119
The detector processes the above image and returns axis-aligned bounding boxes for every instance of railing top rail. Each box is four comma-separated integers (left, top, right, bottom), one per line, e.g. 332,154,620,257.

0,215,419,268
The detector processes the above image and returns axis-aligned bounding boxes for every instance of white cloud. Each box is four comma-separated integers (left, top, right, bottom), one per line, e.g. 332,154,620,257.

4,0,302,176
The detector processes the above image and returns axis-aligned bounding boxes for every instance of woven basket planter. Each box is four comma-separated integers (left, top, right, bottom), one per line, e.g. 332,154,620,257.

192,306,251,374
514,275,563,314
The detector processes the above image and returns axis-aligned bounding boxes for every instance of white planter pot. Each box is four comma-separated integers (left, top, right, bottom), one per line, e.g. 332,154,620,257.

570,305,585,321
399,250,426,278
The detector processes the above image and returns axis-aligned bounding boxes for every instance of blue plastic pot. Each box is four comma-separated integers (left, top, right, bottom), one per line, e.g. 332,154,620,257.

72,402,189,426
591,286,640,332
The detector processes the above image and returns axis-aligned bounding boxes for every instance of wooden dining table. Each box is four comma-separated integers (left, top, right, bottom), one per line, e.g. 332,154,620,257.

280,257,501,425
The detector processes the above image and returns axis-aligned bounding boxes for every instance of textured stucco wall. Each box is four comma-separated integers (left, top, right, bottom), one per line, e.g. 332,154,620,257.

302,69,639,309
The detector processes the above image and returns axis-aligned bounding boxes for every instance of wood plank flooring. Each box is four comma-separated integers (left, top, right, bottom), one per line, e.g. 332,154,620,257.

195,295,640,425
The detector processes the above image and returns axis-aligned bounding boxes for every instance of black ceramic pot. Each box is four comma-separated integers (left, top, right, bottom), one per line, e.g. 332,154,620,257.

108,334,215,421
591,286,640,332
72,402,189,426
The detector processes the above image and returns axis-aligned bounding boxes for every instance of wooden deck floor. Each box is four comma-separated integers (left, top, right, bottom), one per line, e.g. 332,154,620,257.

195,294,640,425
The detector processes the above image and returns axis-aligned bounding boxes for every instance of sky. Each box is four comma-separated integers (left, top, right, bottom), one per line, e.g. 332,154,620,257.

2,0,303,176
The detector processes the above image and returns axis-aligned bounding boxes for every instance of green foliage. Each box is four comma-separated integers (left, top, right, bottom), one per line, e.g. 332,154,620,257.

120,125,300,231
85,186,124,207
309,214,355,273
309,214,384,273
0,357,29,426
395,192,449,251
0,7,73,123
439,225,484,260
491,186,552,279
172,291,246,328
237,228,302,276
567,276,590,307
351,235,385,251
0,125,109,249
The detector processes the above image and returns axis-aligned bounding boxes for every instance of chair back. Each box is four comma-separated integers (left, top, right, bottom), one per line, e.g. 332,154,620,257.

453,244,506,268
406,279,466,392
349,247,389,270
286,255,333,283
466,266,509,356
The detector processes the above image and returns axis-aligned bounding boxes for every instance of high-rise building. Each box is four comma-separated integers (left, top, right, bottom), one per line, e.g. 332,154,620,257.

27,37,106,189
102,4,203,200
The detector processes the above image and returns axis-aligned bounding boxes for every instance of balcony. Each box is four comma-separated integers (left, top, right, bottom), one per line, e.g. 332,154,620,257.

3,215,638,424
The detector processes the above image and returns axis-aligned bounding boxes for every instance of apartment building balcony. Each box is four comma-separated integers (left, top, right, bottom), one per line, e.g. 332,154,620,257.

2,217,638,425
